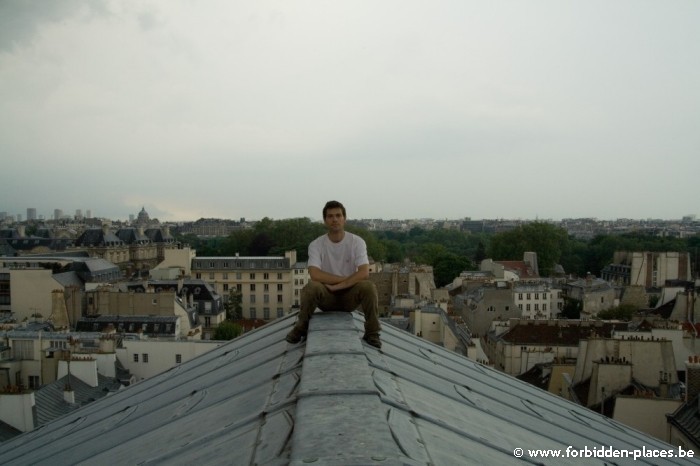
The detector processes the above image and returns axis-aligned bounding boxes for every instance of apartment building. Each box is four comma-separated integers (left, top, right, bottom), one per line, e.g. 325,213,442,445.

513,283,563,319
562,275,616,317
192,251,298,321
602,251,692,287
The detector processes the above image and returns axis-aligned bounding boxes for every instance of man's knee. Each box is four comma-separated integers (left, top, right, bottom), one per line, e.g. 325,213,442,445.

354,280,377,297
301,280,326,300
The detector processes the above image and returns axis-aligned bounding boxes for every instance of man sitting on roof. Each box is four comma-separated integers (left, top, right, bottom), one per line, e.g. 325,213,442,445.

286,200,382,348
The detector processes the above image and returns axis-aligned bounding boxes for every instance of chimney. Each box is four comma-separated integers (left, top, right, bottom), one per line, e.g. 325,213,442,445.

102,223,110,236
685,355,700,402
659,371,669,398
63,384,75,404
50,289,71,329
177,270,184,295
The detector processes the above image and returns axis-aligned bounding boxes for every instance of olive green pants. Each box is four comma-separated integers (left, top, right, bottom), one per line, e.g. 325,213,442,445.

294,280,381,336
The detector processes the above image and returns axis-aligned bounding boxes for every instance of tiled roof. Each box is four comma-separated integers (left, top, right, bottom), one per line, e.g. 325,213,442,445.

0,421,21,442
500,320,629,345
668,395,700,449
115,228,150,244
74,228,123,247
0,312,687,465
33,373,122,427
145,228,174,242
495,260,539,279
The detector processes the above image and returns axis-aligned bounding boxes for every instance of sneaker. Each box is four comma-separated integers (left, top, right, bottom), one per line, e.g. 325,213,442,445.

286,326,307,344
363,333,382,349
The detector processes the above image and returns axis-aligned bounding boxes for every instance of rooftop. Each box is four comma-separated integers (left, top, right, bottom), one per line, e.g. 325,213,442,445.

0,312,687,465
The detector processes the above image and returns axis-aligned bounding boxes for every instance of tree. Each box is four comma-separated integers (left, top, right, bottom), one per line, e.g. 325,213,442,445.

596,304,638,321
213,321,243,340
432,253,473,288
488,222,570,277
560,298,581,319
474,240,487,264
224,289,242,321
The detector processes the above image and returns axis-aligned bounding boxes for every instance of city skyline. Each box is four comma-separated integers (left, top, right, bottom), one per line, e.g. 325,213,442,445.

1,204,698,224
1,1,699,222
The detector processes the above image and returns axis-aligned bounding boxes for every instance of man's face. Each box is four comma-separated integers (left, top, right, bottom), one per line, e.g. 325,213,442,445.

324,207,346,232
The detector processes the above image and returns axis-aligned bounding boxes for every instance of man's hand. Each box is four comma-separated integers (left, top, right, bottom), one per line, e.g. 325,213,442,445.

324,282,347,292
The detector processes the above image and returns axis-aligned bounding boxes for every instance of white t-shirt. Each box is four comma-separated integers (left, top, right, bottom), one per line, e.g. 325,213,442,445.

307,232,369,277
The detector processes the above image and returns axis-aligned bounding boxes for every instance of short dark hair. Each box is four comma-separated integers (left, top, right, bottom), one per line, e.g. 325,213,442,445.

323,200,346,219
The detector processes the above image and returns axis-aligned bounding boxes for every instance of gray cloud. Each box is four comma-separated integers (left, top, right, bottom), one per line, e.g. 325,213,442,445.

0,1,698,222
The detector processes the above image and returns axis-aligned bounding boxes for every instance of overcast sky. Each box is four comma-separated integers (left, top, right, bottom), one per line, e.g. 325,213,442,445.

1,1,698,223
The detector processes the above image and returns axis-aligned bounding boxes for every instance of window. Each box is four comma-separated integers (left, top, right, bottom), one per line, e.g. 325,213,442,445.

223,284,229,291
28,375,40,389
543,304,547,311
250,284,256,291
250,295,256,304
534,304,539,311
264,294,270,303
205,317,211,327
13,340,34,360
250,308,256,319
526,304,531,311
277,308,284,318
518,293,523,300
223,273,228,279
277,273,283,280
250,273,256,280
176,354,182,364
542,293,547,299
526,293,531,299
196,273,201,279
143,353,149,363
236,284,242,292
535,293,539,299
209,273,215,279
134,354,139,363
264,273,269,280
264,284,269,292
236,273,242,280
264,308,270,319
277,284,283,291
278,294,283,303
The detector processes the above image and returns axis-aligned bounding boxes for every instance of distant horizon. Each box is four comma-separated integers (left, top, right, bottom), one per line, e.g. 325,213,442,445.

2,205,698,225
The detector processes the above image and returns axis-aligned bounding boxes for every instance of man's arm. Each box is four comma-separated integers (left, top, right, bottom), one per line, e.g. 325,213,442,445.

317,264,370,292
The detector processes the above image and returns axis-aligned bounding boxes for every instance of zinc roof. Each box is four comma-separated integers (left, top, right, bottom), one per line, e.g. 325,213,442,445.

0,311,690,465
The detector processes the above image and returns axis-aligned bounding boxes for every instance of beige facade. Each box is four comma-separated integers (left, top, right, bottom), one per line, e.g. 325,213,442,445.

513,284,563,319
564,276,616,317
151,246,196,277
116,339,223,382
614,397,682,443
572,337,677,389
605,251,692,287
292,263,310,308
192,251,298,321
0,331,117,391
546,363,576,397
9,268,63,323
369,264,436,315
